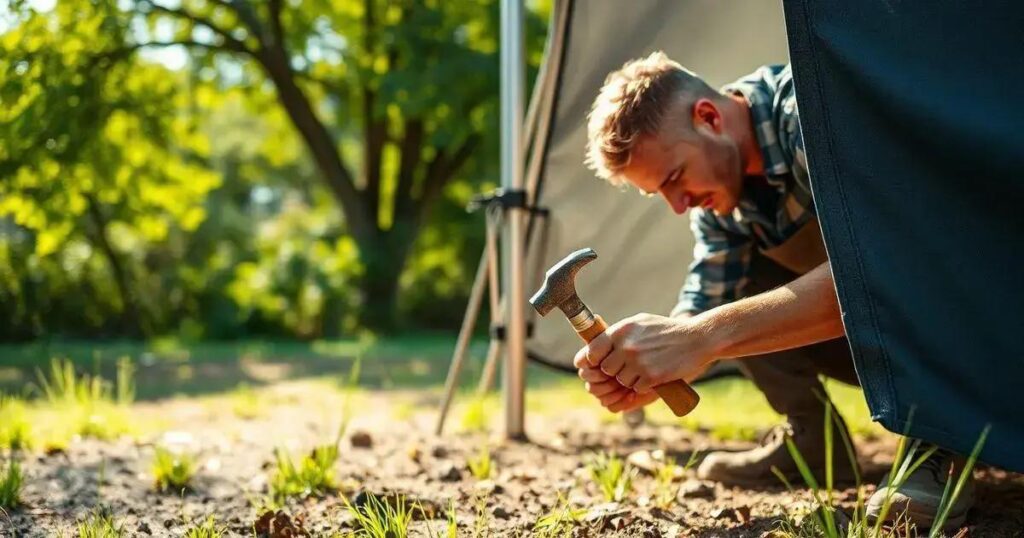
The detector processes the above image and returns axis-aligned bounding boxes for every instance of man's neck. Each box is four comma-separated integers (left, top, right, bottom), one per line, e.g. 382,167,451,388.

726,93,765,177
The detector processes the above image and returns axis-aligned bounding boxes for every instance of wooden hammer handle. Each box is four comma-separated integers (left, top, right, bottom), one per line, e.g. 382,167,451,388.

578,315,700,417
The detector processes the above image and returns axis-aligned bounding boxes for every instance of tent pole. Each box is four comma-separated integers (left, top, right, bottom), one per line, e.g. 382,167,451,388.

500,0,527,440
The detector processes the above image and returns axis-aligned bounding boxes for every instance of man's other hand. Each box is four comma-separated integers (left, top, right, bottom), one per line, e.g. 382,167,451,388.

576,312,716,394
575,362,659,413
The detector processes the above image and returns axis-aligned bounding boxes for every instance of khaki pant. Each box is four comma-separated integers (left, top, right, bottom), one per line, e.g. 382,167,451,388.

735,251,860,421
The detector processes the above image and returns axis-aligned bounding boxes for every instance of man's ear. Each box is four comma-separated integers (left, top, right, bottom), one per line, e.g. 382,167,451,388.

692,98,722,133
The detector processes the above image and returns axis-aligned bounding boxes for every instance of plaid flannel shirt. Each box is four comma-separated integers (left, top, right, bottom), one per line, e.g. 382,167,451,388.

672,64,817,316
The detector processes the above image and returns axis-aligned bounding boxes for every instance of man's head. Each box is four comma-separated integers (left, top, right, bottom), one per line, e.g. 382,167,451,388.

585,51,748,216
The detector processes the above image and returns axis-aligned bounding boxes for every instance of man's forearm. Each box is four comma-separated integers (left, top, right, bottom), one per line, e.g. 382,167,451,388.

694,262,845,360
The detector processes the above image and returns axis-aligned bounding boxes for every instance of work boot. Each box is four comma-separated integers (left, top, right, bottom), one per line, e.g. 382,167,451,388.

696,415,858,487
866,445,975,530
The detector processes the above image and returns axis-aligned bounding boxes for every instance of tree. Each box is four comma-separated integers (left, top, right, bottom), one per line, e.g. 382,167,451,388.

127,0,547,330
0,2,219,337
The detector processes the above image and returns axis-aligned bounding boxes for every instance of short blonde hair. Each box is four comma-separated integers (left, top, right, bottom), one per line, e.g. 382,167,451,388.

585,51,715,185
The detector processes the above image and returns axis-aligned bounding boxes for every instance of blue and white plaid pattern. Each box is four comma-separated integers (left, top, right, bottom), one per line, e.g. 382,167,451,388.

673,65,817,316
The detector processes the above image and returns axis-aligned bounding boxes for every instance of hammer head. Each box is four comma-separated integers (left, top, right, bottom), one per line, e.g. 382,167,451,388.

529,248,598,318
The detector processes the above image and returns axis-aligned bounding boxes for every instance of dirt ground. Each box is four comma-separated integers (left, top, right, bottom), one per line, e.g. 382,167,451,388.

3,380,1024,537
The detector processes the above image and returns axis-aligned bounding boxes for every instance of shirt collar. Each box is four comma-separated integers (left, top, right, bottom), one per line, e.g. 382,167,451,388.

722,70,791,177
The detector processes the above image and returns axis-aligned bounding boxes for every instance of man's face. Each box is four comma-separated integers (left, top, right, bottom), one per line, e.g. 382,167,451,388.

620,100,744,216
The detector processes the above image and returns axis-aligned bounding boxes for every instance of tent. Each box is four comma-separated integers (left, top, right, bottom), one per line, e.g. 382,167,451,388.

783,0,1024,471
473,0,1024,471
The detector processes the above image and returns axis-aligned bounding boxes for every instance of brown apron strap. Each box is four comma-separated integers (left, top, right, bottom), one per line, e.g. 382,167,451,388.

757,216,828,275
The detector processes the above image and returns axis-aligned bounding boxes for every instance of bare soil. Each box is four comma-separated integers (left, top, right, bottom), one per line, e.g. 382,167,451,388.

3,381,1023,537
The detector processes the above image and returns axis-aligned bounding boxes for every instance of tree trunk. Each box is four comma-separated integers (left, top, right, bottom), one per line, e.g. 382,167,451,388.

83,195,148,338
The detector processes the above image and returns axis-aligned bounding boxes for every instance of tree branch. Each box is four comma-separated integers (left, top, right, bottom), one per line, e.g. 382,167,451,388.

136,1,256,57
418,135,480,224
268,0,284,44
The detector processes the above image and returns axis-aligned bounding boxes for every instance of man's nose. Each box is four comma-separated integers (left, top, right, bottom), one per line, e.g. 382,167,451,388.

661,189,689,215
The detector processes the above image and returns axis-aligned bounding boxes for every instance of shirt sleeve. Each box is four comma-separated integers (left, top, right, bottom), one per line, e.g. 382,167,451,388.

671,209,754,317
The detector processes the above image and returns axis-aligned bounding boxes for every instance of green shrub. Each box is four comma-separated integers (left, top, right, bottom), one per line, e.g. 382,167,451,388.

152,446,196,492
0,458,24,509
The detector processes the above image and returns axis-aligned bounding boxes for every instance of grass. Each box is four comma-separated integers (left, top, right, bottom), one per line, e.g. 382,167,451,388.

32,357,135,442
459,395,493,433
152,446,197,492
344,493,413,538
653,450,700,509
586,451,635,503
533,492,587,537
0,459,24,509
229,382,266,419
0,395,32,450
771,402,990,538
73,511,124,538
269,431,343,503
467,444,493,480
184,515,225,538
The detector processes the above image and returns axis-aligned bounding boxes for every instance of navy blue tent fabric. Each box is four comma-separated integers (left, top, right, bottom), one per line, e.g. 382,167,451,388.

782,1,1024,470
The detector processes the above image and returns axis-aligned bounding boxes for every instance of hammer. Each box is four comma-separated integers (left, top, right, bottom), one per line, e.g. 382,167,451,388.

529,248,700,416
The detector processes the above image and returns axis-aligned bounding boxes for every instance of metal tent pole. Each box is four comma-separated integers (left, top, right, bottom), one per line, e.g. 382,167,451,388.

500,0,527,440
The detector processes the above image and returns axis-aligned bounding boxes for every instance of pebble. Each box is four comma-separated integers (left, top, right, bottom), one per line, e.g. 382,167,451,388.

350,431,373,449
491,506,511,519
431,446,449,458
678,478,716,499
437,463,462,482
138,522,152,535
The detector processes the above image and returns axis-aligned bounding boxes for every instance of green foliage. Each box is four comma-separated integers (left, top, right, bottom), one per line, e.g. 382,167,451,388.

533,493,586,537
0,0,551,337
345,493,413,538
184,515,225,538
152,446,196,492
74,511,124,538
269,441,341,503
460,396,491,433
33,358,134,440
0,395,32,450
467,444,492,480
586,452,635,503
0,458,24,509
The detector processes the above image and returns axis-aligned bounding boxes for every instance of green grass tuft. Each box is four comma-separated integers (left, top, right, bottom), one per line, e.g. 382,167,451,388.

269,439,341,503
152,446,196,492
229,383,266,420
533,492,586,537
459,396,491,433
0,458,24,509
0,395,32,450
586,452,635,503
74,511,124,538
33,357,135,442
467,444,493,480
184,515,225,538
344,493,413,538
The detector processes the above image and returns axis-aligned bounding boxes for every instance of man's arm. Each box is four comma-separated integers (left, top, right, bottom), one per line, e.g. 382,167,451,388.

588,260,844,394
697,260,844,360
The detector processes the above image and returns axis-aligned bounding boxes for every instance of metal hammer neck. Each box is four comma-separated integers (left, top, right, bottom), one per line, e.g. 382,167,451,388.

568,307,596,333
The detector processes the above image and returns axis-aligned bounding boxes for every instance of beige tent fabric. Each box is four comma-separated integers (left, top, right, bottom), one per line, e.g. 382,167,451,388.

524,0,791,368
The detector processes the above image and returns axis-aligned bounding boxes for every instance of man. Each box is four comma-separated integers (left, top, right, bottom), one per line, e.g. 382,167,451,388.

579,52,972,528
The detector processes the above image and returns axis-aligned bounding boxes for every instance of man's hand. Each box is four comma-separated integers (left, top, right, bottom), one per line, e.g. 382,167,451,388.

573,312,716,410
575,360,659,413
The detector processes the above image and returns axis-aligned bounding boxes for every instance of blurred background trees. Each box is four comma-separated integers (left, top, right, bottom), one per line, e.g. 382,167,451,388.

0,0,549,340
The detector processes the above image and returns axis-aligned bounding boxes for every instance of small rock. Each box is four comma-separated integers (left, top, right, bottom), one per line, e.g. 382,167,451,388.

678,479,716,500
735,505,752,525
350,431,373,449
437,463,462,482
431,446,449,458
138,522,152,535
491,506,511,519
408,445,422,463
164,519,175,529
473,479,504,495
710,507,736,521
627,450,658,475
